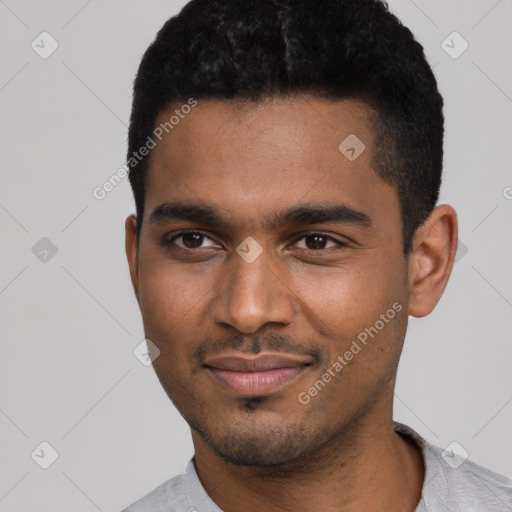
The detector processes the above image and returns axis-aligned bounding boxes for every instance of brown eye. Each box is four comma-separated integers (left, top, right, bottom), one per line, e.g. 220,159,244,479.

182,232,204,248
294,233,345,250
305,234,328,250
168,231,219,250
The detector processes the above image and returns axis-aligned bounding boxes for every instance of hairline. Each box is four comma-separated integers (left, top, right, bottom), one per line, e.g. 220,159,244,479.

132,93,410,254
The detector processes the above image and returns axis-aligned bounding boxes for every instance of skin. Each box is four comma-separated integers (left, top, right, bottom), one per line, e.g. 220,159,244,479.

125,96,458,512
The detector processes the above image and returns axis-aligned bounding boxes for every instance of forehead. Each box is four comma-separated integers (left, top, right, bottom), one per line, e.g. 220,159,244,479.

152,95,375,167
144,96,398,232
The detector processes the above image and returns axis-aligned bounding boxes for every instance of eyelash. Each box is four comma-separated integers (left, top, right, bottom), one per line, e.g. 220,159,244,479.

166,230,349,252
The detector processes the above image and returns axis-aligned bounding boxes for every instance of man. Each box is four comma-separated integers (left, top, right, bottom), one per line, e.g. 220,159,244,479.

122,0,512,510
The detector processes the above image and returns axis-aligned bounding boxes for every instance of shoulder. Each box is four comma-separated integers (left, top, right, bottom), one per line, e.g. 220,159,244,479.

120,472,188,512
426,442,512,510
394,422,512,511
120,458,223,512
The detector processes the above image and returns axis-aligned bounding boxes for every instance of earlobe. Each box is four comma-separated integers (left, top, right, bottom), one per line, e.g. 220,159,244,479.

407,204,458,318
125,214,141,304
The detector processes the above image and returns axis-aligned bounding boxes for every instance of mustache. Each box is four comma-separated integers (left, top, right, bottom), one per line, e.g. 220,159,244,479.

192,330,322,364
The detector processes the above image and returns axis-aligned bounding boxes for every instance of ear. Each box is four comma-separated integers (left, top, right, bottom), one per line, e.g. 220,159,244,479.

125,214,140,305
407,204,458,318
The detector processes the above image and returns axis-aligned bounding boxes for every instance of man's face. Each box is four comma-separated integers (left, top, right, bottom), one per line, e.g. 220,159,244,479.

127,96,411,466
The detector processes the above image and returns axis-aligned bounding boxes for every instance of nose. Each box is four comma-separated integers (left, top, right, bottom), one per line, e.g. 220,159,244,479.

211,247,294,334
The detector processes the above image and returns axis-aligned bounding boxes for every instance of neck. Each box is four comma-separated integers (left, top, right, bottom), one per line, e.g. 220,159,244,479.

191,407,424,512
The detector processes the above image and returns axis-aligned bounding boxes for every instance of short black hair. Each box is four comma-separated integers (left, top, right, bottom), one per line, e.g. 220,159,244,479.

127,0,444,254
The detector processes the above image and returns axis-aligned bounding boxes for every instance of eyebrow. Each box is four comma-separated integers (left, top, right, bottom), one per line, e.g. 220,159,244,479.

149,201,372,231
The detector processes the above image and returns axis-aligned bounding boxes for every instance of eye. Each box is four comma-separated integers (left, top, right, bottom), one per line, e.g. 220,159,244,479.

167,230,220,250
292,232,348,251
165,230,348,253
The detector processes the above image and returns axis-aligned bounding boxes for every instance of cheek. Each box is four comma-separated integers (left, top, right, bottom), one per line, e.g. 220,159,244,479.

289,252,405,322
140,246,204,298
137,260,204,340
287,254,407,376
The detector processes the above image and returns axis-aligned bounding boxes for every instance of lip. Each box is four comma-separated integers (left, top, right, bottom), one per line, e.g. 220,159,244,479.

204,352,313,396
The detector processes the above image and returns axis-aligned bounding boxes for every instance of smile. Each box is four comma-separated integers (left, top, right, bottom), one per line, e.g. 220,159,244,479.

204,352,313,396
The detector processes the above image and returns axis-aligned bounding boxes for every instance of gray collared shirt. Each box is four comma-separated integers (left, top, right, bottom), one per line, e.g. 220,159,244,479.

121,422,512,511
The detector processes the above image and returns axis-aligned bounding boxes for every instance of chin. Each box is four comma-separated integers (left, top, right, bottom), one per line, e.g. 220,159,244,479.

191,414,321,467
208,436,310,467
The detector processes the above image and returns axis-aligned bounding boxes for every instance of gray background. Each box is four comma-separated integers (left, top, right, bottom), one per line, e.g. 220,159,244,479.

1,0,511,510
